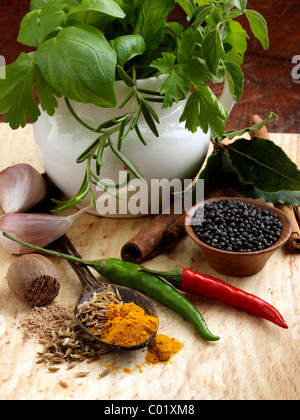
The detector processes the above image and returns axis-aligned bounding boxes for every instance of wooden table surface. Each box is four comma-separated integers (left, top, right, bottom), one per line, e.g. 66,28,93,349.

0,0,299,133
0,124,299,400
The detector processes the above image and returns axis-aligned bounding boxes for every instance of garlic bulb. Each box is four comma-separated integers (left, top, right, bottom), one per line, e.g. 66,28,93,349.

0,164,47,213
0,208,87,254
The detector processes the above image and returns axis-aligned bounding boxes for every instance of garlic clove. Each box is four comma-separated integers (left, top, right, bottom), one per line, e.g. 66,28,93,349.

0,164,47,213
0,208,87,254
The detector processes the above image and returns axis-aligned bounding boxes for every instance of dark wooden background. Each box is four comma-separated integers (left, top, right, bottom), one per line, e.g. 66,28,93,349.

0,0,299,132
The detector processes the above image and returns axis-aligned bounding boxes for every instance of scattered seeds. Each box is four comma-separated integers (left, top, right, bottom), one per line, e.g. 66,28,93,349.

24,302,112,372
98,368,112,379
58,380,69,389
22,329,30,339
76,287,123,337
75,371,90,378
18,288,148,379
48,366,60,373
67,361,78,370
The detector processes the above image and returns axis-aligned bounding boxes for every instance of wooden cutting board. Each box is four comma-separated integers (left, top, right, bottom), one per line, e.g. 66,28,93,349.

0,124,299,400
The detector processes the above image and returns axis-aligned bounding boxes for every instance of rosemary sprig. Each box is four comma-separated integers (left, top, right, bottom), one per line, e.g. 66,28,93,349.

54,66,160,212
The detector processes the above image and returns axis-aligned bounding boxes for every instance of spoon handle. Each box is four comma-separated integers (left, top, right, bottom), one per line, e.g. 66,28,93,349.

54,234,101,291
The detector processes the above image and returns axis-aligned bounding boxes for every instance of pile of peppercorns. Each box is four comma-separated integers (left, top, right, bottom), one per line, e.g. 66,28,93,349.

192,199,282,252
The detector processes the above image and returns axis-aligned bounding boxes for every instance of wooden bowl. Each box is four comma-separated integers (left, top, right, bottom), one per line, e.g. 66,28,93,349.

185,197,292,277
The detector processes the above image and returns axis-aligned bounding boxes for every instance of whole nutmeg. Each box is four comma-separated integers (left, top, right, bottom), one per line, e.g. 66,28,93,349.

7,254,60,307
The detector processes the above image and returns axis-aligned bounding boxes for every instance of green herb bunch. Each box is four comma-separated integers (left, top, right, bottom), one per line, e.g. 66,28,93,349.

1,0,299,209
0,0,269,133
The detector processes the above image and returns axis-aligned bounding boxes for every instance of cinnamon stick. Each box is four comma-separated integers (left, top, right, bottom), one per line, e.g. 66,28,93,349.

274,204,300,252
121,187,238,263
246,114,300,253
294,205,300,222
121,202,182,263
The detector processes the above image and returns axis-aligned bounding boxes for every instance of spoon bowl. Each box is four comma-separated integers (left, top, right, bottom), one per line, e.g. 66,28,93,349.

56,235,159,351
75,283,158,351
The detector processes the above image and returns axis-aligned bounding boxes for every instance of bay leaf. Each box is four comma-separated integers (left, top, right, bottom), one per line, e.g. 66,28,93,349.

226,137,300,193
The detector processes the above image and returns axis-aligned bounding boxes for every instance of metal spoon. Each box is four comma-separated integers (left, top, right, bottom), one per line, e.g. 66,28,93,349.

54,234,159,351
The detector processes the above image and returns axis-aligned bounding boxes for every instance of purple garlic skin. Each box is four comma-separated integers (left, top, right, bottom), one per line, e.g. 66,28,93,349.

0,208,87,254
0,164,47,213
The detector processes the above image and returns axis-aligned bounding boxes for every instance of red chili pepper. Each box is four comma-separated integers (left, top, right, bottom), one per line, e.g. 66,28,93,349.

140,267,288,329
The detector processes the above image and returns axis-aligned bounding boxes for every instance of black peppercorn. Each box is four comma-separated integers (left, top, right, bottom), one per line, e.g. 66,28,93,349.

192,200,282,252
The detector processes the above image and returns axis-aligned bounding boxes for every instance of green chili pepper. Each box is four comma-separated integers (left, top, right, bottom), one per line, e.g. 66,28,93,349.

3,233,220,342
96,258,219,341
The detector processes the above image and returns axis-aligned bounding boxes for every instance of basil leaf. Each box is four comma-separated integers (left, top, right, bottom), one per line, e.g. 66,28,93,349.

227,138,300,193
36,24,117,107
196,0,214,5
17,10,42,47
245,9,269,50
165,22,185,40
135,0,175,51
175,0,197,18
121,0,142,27
66,0,125,27
227,9,243,19
233,0,247,13
64,0,82,6
110,34,146,67
223,60,244,102
30,0,49,10
190,3,214,29
201,27,225,75
223,20,247,66
18,0,67,47
30,0,81,10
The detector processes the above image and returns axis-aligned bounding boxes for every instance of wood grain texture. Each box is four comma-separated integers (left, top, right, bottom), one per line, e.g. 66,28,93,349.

0,124,299,400
0,1,299,132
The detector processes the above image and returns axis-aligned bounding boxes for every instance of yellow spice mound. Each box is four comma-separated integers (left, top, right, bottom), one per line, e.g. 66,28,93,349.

146,334,183,364
101,302,158,347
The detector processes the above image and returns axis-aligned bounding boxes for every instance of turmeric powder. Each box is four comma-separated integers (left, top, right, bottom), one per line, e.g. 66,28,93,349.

146,334,183,364
101,302,158,347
